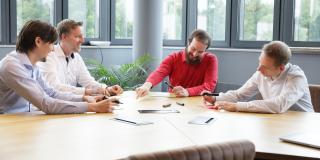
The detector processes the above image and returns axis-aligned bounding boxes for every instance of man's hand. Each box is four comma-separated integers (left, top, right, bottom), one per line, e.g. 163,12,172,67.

107,85,123,96
201,90,216,106
135,82,152,98
85,87,110,96
83,95,96,103
215,101,237,112
87,97,119,113
172,86,189,97
83,95,106,103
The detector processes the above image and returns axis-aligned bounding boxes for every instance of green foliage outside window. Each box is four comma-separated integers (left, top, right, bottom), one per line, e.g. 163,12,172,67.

17,0,54,35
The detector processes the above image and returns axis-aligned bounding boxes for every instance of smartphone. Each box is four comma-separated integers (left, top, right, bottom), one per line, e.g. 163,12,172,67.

188,116,215,125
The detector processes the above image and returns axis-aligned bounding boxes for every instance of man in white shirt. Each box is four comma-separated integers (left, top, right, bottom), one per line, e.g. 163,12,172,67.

38,19,123,96
203,41,314,113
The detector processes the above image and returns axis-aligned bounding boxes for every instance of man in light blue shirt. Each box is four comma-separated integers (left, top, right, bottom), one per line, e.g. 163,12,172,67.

0,20,116,114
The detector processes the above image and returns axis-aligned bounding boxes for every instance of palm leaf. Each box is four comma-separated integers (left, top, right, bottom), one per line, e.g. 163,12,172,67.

84,53,153,91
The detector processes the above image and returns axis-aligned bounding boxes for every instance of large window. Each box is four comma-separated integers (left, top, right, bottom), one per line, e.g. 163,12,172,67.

114,0,133,39
294,0,320,41
68,0,100,38
2,0,320,48
112,0,185,45
231,0,280,48
16,0,54,36
163,0,183,40
197,0,227,41
239,0,274,41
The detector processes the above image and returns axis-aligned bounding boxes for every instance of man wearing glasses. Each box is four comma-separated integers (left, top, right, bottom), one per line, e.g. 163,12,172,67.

136,29,218,98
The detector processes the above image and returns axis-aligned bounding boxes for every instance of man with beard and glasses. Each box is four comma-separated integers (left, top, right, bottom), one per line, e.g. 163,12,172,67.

136,29,218,98
38,19,123,97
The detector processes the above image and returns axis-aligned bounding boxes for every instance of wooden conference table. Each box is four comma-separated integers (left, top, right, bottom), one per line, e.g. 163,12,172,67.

0,91,319,160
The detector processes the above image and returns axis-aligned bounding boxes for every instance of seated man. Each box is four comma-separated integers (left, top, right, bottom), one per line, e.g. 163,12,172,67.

0,20,116,114
136,29,218,98
38,19,122,96
203,41,314,113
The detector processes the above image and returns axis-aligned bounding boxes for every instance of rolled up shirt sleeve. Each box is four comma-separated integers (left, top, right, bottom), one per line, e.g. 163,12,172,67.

2,62,88,114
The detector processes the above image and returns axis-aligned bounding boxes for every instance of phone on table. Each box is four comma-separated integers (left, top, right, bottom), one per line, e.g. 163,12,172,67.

188,116,215,125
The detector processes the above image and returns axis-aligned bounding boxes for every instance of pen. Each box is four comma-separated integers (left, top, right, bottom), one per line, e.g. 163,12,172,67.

176,102,185,106
113,118,137,125
164,81,174,89
202,93,219,96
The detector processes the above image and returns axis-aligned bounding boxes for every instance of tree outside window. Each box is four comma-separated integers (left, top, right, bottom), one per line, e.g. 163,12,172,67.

17,0,54,35
68,0,99,38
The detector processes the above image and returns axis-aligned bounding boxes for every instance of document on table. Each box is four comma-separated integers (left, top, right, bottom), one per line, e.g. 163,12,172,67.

280,132,320,149
111,116,154,126
149,92,176,98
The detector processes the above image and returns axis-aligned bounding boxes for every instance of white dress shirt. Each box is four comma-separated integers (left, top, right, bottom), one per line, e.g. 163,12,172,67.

0,51,88,114
216,63,314,113
38,45,107,95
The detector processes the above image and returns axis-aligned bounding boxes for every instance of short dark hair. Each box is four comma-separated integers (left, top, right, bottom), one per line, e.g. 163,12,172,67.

262,41,291,66
16,20,57,54
57,19,83,40
188,29,211,49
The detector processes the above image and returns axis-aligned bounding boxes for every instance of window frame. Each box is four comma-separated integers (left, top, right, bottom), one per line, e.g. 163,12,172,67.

163,0,187,46
0,0,9,44
282,0,320,47
110,0,131,45
2,0,320,49
110,0,187,46
9,0,108,44
10,0,60,44
193,0,231,48
63,0,110,42
231,0,281,48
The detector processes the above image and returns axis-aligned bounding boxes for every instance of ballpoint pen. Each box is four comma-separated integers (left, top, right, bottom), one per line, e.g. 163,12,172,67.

164,81,174,89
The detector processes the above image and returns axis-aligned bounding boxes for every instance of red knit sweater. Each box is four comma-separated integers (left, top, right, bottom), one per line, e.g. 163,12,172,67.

146,49,218,96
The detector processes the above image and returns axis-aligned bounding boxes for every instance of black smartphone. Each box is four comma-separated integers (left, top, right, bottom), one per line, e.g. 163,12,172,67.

202,93,219,96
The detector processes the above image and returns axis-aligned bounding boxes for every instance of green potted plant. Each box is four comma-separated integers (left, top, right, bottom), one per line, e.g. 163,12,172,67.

85,54,153,90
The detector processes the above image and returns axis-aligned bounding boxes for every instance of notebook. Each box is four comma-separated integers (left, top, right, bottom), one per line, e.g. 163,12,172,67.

280,132,320,149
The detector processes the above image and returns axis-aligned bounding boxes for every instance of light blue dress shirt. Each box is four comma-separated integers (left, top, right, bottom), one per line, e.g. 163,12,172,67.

0,51,88,114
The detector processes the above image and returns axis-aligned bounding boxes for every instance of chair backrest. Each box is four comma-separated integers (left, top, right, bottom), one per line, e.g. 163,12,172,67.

121,140,255,160
309,84,320,113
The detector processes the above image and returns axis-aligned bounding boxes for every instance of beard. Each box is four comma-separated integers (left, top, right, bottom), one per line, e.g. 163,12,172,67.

185,48,201,64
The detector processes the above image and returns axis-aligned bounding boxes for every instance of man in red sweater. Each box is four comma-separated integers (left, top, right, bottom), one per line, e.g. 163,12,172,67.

136,29,218,98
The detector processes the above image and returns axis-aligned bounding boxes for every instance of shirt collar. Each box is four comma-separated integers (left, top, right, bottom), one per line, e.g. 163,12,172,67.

55,44,66,57
56,44,75,59
16,52,34,70
266,63,290,81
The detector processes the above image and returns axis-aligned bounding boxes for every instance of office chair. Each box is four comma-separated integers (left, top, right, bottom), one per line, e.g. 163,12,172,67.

309,84,320,113
121,140,255,160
